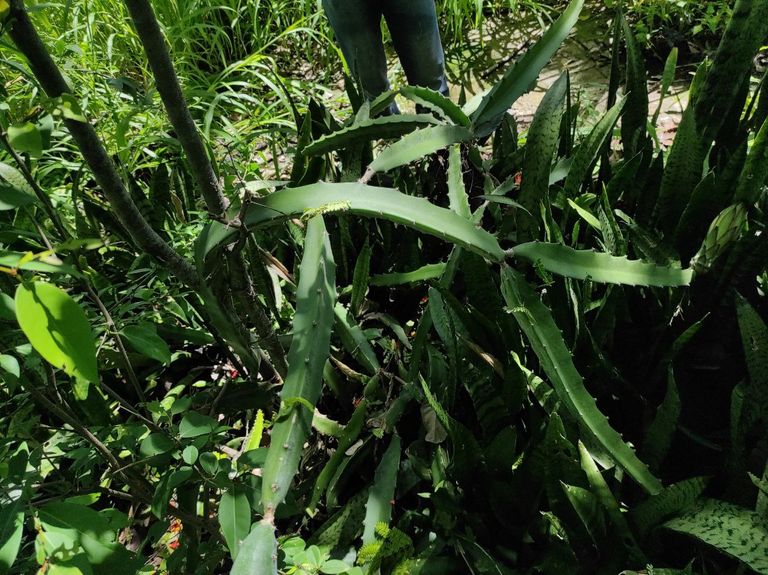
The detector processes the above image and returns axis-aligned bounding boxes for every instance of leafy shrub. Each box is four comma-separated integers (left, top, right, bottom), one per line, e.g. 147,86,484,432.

618,0,733,53
1,0,768,574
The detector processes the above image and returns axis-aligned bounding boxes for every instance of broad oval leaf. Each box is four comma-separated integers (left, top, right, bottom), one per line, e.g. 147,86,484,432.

121,323,172,364
38,502,136,573
0,292,15,321
0,501,23,571
518,72,568,228
139,433,175,457
7,122,42,158
0,354,20,379
15,281,98,385
179,411,217,438
0,162,37,211
219,489,251,560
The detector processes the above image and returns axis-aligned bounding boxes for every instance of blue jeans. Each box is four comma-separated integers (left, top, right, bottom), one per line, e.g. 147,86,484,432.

322,0,449,103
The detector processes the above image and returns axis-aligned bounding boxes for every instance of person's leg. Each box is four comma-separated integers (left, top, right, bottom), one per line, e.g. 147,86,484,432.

382,0,449,95
321,0,390,101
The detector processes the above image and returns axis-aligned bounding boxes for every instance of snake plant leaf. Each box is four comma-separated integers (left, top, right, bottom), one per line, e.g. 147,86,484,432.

735,294,768,427
334,303,379,375
237,182,504,261
363,435,401,544
511,242,693,286
560,482,603,542
736,293,768,390
309,489,369,549
229,522,277,575
693,0,768,142
652,107,706,237
630,476,709,536
303,115,441,156
261,216,337,517
399,86,471,126
663,499,768,574
15,281,98,387
563,97,626,199
578,442,646,563
734,116,768,204
471,0,584,137
620,12,649,156
641,370,681,472
350,240,372,317
518,72,568,234
367,126,473,175
500,267,662,494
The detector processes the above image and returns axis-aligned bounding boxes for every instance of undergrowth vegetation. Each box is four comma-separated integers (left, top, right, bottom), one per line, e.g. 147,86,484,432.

1,0,768,574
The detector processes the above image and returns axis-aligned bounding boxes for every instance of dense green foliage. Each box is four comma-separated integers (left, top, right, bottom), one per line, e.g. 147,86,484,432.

2,0,768,574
